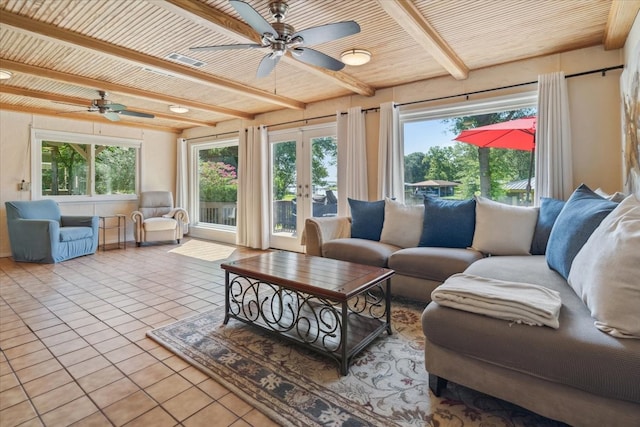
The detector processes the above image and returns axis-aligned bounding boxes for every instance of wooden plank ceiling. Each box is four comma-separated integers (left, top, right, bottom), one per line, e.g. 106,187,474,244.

0,0,637,133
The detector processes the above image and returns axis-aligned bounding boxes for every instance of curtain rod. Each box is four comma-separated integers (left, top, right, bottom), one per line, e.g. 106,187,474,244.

185,130,239,142
189,64,623,139
396,64,623,108
263,106,381,130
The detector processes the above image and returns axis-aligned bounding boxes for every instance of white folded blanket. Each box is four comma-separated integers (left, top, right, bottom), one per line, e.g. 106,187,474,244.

431,273,562,329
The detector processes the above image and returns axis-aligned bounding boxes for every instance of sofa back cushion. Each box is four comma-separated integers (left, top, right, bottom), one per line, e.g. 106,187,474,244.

348,198,385,240
568,195,640,339
471,196,538,256
418,197,476,248
546,184,617,279
530,197,565,255
6,200,61,222
379,198,424,248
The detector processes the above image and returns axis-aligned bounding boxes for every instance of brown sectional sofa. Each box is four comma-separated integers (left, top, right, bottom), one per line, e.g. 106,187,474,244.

303,202,640,426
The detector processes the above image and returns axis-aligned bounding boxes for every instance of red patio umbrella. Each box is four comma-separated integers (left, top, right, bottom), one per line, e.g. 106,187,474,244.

454,116,536,203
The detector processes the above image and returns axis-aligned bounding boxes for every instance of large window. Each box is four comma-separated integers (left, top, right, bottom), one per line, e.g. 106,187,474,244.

32,129,140,200
193,139,238,229
401,93,537,206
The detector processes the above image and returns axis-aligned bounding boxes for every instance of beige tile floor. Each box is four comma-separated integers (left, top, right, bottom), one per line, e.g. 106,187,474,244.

0,238,279,427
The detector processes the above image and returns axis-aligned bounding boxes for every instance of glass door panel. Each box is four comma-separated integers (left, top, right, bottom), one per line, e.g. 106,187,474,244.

269,126,338,252
270,140,298,242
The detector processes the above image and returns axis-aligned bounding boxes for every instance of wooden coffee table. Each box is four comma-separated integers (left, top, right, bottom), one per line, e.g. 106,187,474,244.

221,251,394,375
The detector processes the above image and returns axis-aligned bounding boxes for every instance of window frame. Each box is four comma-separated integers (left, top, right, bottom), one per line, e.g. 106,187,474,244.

31,128,141,202
399,92,537,125
188,137,239,231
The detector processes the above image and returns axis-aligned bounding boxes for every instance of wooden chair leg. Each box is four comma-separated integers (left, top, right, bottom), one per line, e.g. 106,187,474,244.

429,373,448,396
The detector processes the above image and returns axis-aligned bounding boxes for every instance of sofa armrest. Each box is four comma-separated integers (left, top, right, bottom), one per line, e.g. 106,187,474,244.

61,215,98,231
303,216,351,256
8,219,59,262
163,207,189,224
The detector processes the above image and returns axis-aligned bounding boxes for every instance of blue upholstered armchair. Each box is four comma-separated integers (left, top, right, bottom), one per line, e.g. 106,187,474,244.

5,200,99,263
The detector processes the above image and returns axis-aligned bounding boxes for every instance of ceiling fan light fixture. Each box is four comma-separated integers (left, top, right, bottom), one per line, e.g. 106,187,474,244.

0,70,13,79
169,105,189,114
340,49,371,66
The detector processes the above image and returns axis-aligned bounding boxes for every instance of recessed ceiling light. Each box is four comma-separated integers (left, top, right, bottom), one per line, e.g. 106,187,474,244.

0,70,13,80
340,49,371,66
169,105,189,114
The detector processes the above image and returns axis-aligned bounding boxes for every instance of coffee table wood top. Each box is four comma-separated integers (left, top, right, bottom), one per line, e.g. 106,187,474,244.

221,251,394,301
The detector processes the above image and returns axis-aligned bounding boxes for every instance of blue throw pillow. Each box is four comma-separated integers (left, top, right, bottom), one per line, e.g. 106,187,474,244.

419,197,476,248
530,197,565,255
348,198,385,240
546,184,617,279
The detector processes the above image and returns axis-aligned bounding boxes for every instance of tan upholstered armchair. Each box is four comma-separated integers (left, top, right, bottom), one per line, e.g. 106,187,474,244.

131,191,189,247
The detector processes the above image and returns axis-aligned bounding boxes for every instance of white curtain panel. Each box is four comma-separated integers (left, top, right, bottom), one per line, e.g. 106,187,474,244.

377,102,404,202
535,72,574,204
176,138,189,232
336,107,368,216
236,126,270,249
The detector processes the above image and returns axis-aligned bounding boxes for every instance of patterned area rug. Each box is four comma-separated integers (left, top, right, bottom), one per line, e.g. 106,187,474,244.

147,300,564,426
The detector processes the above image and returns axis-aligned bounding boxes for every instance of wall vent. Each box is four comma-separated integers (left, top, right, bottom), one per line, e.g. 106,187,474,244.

165,53,206,68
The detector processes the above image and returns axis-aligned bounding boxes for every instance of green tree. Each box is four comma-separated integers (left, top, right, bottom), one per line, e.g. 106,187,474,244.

198,146,239,203
443,109,535,198
424,146,458,181
272,137,337,200
95,146,136,194
404,152,427,183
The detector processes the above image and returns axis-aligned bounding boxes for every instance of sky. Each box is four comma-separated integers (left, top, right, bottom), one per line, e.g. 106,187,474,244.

403,119,457,154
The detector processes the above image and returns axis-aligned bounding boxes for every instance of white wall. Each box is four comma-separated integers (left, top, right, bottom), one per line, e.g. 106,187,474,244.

623,12,640,197
0,112,177,256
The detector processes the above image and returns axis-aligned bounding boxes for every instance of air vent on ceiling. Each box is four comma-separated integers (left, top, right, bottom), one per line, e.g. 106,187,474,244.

165,53,206,68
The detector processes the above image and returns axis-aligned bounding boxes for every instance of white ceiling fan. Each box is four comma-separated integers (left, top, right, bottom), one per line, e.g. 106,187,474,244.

190,0,361,78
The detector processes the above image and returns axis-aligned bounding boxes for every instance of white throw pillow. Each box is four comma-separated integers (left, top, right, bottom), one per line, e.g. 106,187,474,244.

379,198,424,248
471,196,538,255
568,195,640,339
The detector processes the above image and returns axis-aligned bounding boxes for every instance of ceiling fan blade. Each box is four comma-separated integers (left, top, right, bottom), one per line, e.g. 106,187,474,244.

119,110,155,119
102,112,121,122
230,0,277,36
292,47,344,71
190,43,263,52
256,53,281,78
108,103,126,111
292,21,360,46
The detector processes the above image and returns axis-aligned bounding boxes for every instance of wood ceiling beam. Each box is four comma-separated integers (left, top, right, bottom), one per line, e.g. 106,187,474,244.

603,0,640,49
0,59,251,121
0,86,218,128
376,0,468,80
0,105,180,133
0,10,304,110
161,0,375,97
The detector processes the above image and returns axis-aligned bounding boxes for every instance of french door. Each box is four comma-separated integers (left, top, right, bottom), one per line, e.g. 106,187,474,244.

269,124,338,252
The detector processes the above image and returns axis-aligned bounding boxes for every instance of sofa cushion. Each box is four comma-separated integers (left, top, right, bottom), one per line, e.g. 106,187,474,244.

568,195,640,339
388,247,483,283
323,238,400,267
530,197,565,255
144,217,178,232
348,198,385,241
59,227,93,242
418,197,476,248
471,196,538,256
423,256,640,404
546,184,617,279
380,198,424,248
